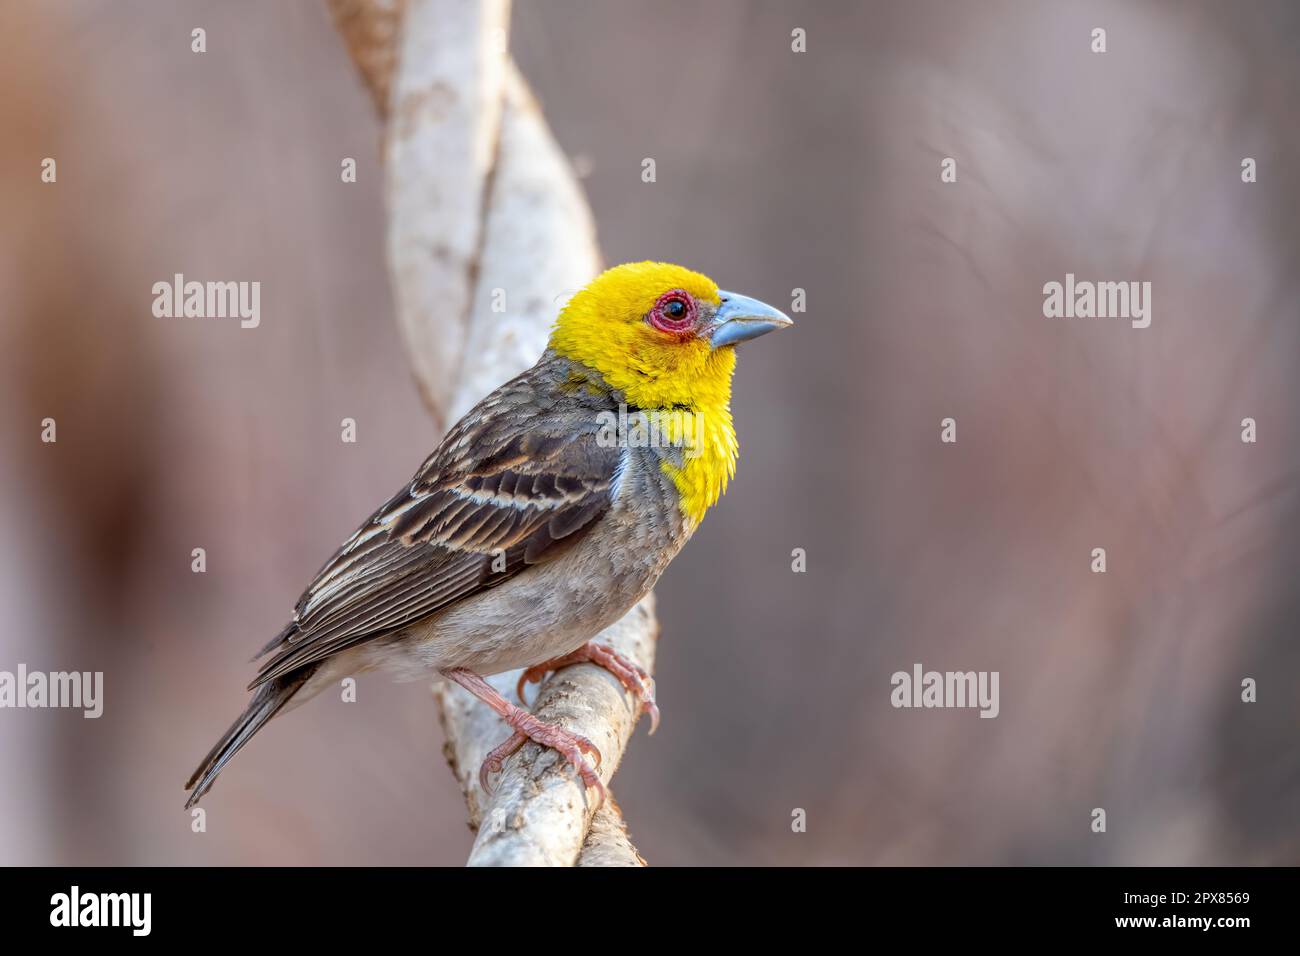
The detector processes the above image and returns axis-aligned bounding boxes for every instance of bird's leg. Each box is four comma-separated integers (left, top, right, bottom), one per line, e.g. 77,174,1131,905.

517,641,659,734
440,667,605,803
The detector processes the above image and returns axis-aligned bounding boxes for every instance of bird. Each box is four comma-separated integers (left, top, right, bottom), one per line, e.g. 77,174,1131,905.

184,261,792,808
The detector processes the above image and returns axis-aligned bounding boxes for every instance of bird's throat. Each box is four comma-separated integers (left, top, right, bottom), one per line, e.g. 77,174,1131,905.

549,339,741,525
659,399,738,526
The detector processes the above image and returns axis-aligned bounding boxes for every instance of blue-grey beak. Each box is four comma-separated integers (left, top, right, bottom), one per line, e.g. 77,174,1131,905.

708,291,794,350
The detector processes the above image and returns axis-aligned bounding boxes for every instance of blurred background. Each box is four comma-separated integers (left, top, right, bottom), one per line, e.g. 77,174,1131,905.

1,0,1297,865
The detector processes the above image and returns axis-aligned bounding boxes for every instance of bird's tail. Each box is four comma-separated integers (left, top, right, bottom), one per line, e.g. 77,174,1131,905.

183,666,316,809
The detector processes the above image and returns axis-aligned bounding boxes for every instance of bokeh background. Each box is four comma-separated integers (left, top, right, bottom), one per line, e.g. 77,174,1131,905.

1,0,1297,865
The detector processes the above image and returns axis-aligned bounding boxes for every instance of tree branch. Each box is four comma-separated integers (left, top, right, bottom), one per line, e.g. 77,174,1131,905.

325,0,405,120
329,0,656,866
434,597,657,865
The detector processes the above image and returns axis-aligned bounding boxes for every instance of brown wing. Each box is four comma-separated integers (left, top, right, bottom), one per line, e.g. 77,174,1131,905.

249,367,622,689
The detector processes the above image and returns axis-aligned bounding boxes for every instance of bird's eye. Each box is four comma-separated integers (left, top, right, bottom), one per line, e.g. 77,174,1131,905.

648,290,697,335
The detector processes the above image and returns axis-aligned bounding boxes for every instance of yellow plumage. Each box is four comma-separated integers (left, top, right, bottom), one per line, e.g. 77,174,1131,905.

549,262,740,524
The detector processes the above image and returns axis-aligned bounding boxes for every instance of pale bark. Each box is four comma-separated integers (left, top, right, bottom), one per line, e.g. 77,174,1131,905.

328,0,656,866
325,0,405,119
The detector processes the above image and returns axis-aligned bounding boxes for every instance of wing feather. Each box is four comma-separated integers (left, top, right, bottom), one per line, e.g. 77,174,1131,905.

249,363,622,689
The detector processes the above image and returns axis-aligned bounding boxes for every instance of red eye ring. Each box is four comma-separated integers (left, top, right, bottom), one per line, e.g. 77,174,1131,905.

648,289,698,336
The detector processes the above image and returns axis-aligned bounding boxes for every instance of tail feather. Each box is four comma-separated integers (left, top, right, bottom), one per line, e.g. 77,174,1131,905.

184,667,314,809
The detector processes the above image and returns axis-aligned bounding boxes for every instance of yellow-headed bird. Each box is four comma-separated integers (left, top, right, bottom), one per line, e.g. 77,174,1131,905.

185,262,792,806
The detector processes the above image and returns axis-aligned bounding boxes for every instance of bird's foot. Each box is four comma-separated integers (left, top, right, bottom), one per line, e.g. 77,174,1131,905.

517,641,659,734
441,667,604,803
478,730,527,793
489,708,604,802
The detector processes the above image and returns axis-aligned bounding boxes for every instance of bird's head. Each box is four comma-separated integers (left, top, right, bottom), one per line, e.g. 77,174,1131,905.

549,261,792,409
